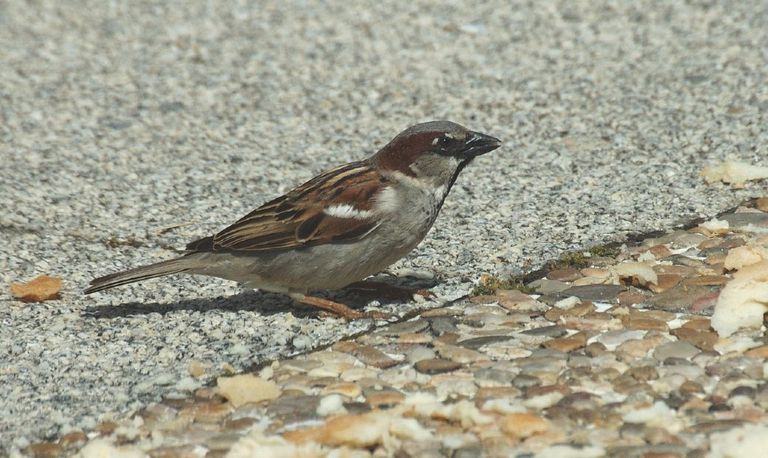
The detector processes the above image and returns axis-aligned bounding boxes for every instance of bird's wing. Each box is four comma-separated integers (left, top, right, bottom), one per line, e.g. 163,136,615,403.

186,162,388,252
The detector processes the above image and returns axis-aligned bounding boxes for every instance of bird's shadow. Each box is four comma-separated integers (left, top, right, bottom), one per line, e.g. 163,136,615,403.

83,275,439,319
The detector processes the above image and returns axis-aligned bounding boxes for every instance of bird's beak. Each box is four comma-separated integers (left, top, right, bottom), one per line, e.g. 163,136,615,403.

462,131,502,157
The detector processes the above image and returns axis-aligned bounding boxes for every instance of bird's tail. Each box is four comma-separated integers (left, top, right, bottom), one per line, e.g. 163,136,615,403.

84,257,191,294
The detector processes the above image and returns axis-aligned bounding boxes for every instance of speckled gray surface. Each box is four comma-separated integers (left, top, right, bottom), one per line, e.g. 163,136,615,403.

2,0,767,451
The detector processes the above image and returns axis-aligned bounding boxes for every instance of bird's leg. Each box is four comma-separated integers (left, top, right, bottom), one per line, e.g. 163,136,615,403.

345,280,434,301
289,293,392,321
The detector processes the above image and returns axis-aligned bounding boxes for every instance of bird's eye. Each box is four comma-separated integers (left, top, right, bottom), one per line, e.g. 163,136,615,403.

437,136,453,147
431,135,457,155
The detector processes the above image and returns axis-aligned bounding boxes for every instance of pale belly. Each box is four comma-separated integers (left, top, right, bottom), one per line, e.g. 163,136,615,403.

190,212,436,293
190,183,444,293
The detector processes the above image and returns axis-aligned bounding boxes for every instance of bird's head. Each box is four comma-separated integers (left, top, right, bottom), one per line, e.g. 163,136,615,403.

372,120,502,188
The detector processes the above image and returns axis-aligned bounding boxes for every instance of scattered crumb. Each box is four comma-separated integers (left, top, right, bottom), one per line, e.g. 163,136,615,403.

10,275,63,302
554,296,580,310
537,445,606,458
187,360,208,378
698,218,730,236
76,438,145,458
523,392,564,410
714,336,761,354
613,262,658,286
622,401,682,432
217,374,281,407
711,260,768,337
701,160,768,187
499,413,549,438
283,409,430,449
724,245,767,271
708,423,768,458
316,395,347,417
227,432,327,458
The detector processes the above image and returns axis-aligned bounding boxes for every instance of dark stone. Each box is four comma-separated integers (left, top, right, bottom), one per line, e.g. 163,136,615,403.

456,335,515,350
708,403,731,412
548,284,625,303
698,247,728,258
663,357,693,366
606,445,691,458
461,315,486,328
267,395,321,423
377,319,429,336
665,392,688,409
529,348,570,359
475,368,516,385
648,284,718,313
689,419,744,433
729,386,756,399
522,325,568,338
665,254,707,268
705,363,745,378
414,358,462,374
452,444,483,458
556,391,594,407
620,422,646,438
624,366,659,381
346,344,399,369
512,374,541,389
344,402,372,415
428,316,458,335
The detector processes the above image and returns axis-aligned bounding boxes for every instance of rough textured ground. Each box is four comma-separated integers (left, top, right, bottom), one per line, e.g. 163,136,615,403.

23,199,768,457
2,0,768,453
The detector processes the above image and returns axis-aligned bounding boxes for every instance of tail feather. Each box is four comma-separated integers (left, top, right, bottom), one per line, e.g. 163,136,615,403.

84,258,191,294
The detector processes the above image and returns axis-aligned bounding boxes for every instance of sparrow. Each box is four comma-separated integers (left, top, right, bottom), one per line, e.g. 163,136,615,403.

85,121,502,319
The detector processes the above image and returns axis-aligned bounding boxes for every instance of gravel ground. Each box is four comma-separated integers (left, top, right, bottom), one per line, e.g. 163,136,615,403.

2,0,767,452
21,200,768,457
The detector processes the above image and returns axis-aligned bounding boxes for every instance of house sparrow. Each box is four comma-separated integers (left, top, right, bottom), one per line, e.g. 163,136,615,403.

85,121,502,319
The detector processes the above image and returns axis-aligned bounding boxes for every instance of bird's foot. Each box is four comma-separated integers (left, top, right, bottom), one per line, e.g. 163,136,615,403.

345,281,434,301
291,293,393,321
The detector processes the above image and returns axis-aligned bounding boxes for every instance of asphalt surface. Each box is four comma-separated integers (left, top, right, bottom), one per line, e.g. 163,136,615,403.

2,0,767,451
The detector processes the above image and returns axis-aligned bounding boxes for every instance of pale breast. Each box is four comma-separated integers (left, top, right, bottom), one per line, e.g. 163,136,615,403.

374,181,444,244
